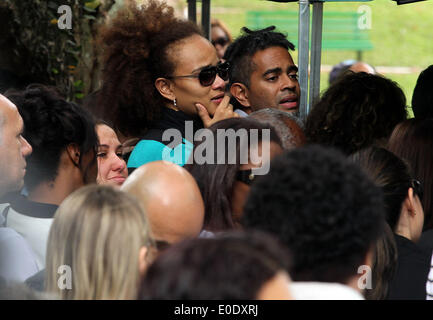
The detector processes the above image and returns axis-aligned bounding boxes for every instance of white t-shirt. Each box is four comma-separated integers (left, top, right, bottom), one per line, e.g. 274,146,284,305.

291,282,365,300
0,227,39,284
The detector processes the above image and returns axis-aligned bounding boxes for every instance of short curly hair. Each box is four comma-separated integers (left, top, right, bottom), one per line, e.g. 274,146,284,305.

223,26,295,88
242,145,385,284
97,0,202,139
305,72,407,155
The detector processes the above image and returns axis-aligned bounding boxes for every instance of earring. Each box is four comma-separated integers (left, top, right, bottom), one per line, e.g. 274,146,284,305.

173,99,177,108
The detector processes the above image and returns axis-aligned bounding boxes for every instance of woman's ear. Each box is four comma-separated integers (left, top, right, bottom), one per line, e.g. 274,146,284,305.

66,143,80,167
138,246,149,277
404,187,416,217
155,78,176,101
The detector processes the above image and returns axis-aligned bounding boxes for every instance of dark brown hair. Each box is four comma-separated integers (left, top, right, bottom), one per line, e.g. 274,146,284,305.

388,118,433,230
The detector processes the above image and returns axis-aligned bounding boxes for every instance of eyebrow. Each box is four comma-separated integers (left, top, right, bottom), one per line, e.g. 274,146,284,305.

191,60,219,73
288,65,299,73
98,144,123,149
263,67,283,77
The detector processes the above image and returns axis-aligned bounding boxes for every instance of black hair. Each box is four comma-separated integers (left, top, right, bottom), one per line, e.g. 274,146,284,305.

139,231,291,300
6,84,98,191
412,65,433,120
351,147,418,230
305,72,407,156
242,145,385,284
224,26,295,88
184,117,282,232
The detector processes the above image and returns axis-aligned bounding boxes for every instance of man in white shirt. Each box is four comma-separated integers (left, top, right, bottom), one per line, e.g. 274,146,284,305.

0,94,36,284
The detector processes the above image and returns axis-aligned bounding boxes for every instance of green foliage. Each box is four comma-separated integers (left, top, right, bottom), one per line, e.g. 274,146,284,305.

211,0,433,109
3,0,108,101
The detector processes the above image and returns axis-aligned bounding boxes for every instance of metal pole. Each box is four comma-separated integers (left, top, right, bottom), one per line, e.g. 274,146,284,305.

298,0,310,121
187,0,197,23
309,1,323,111
202,0,211,40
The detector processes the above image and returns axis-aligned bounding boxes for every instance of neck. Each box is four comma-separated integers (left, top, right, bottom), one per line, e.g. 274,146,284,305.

28,169,83,206
395,210,413,241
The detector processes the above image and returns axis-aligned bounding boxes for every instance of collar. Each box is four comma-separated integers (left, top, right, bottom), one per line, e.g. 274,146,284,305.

154,107,204,137
9,195,58,219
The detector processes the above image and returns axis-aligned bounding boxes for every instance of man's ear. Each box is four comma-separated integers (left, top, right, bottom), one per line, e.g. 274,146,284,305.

230,83,251,108
66,143,80,167
155,77,176,101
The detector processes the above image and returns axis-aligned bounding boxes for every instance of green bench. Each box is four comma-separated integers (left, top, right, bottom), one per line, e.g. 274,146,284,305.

246,10,373,60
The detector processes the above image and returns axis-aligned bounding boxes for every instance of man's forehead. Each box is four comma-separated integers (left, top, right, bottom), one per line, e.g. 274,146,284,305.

251,46,295,70
0,94,17,122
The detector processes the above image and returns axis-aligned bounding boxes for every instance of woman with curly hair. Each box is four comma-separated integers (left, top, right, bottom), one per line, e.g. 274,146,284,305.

96,0,237,169
305,72,407,156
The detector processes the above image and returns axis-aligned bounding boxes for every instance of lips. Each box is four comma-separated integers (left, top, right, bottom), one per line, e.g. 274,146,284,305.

279,96,299,111
211,93,225,105
109,176,126,185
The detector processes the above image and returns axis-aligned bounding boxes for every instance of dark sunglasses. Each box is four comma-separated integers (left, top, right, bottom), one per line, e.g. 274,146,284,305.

167,61,230,87
411,179,423,200
236,169,256,186
212,37,229,47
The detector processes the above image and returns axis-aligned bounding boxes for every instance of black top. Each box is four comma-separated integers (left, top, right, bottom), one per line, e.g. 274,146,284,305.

387,234,432,300
127,108,203,172
418,229,433,253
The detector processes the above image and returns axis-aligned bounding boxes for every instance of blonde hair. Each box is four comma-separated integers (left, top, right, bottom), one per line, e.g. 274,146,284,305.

46,185,153,299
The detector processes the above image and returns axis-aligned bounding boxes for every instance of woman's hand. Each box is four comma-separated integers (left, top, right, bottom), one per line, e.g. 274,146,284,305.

195,95,239,128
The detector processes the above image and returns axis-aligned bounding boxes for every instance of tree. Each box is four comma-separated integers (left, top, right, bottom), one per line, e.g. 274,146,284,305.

0,0,116,100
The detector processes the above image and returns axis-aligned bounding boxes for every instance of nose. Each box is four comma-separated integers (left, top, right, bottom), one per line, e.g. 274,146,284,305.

282,74,298,92
212,73,226,91
21,136,32,157
112,154,127,173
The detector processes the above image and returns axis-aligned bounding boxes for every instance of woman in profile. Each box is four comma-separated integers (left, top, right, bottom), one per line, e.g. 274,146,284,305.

97,0,237,169
45,185,154,299
352,147,431,299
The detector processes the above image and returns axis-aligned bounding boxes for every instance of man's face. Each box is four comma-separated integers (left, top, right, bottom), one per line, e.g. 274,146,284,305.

0,95,32,195
245,46,300,113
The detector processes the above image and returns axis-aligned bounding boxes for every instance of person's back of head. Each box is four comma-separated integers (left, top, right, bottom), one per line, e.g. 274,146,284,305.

351,147,418,231
305,73,407,155
242,145,385,287
412,65,433,120
249,108,305,149
45,185,153,299
139,231,293,300
121,161,204,247
6,84,98,195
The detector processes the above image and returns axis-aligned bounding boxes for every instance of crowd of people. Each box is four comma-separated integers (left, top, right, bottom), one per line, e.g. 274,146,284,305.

0,0,433,300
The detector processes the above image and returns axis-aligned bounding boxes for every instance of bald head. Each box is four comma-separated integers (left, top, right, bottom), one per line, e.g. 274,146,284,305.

0,94,32,197
349,62,376,75
121,161,205,245
249,108,306,150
